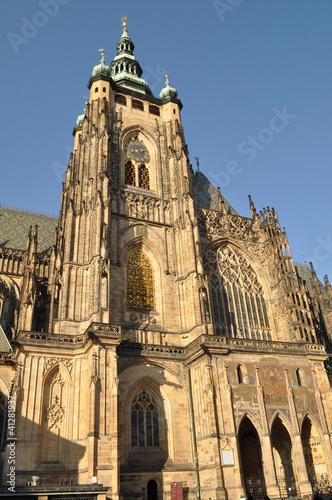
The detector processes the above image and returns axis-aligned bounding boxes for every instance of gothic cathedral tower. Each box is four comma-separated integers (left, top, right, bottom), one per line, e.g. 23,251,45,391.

48,20,205,341
0,19,332,500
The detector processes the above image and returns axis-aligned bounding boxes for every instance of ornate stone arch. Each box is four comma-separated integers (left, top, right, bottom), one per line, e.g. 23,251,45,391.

270,412,299,496
119,360,189,466
300,411,323,437
300,412,329,487
39,364,71,464
120,126,160,194
236,410,264,436
203,241,272,340
269,410,294,438
122,374,172,466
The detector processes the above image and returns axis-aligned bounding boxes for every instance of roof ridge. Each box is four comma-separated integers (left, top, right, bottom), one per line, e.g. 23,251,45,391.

0,204,59,219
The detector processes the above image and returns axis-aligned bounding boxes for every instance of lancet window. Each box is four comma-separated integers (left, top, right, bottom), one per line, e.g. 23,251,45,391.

125,161,135,186
127,249,155,310
203,246,271,340
131,390,159,447
139,164,150,189
124,138,151,190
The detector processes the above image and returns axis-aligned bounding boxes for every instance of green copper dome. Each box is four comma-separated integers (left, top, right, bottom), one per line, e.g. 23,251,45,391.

76,106,86,127
92,53,111,78
159,75,178,100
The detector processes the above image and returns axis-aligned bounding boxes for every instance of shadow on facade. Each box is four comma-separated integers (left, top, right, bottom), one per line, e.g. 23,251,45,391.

118,341,184,500
0,412,88,489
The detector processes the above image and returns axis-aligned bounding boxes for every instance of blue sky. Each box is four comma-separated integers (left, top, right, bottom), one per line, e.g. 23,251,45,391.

1,0,332,282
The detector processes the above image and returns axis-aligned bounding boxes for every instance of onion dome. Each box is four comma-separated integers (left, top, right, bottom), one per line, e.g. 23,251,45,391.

92,53,111,78
76,106,86,127
159,75,178,101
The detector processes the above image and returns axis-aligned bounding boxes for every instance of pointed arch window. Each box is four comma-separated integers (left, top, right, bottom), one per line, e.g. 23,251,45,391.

204,246,271,340
296,368,305,387
139,164,149,189
237,364,248,384
127,249,155,310
124,139,151,191
125,161,135,186
131,390,159,447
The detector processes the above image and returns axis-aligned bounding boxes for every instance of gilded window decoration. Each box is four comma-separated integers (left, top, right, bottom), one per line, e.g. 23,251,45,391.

131,389,159,447
127,249,155,310
139,164,150,189
203,246,271,340
125,161,135,186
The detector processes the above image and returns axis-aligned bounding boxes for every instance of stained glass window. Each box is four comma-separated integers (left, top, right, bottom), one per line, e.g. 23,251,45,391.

204,246,271,340
127,249,155,309
131,390,159,447
125,161,135,186
139,164,150,189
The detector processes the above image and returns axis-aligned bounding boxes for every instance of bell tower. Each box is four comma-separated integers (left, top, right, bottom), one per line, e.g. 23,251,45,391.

48,19,207,342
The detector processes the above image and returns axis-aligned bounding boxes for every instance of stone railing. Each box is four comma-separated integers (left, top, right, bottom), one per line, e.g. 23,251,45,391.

16,328,327,358
18,331,87,345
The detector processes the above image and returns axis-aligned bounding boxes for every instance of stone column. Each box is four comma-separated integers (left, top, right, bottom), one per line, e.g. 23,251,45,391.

254,364,280,498
311,366,332,482
283,366,311,496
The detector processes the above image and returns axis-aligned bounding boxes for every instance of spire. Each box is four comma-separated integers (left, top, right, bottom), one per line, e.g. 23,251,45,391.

248,194,257,218
110,18,152,95
324,275,332,302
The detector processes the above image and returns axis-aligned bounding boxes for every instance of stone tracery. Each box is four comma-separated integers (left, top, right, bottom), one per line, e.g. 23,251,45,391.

204,245,271,339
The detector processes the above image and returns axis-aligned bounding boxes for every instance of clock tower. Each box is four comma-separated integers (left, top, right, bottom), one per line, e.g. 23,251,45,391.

48,19,205,342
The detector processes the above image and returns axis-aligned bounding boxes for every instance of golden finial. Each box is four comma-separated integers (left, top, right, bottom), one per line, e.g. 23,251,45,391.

162,69,169,79
99,48,105,58
121,16,128,28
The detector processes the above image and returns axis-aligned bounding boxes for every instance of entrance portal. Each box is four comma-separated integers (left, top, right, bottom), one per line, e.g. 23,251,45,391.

148,480,158,500
239,417,267,499
271,416,298,497
302,417,329,489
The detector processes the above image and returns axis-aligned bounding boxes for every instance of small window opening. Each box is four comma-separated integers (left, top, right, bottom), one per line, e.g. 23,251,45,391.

132,99,144,111
149,105,160,116
115,94,127,106
296,368,305,386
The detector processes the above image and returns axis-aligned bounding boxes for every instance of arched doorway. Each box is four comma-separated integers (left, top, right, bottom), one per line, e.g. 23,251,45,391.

271,416,298,497
147,479,158,500
239,417,267,499
301,416,329,489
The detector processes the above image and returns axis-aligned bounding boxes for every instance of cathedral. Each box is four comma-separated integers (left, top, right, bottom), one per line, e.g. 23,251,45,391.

0,19,332,500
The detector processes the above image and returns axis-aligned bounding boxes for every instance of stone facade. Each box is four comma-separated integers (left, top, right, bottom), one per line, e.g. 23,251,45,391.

0,21,332,500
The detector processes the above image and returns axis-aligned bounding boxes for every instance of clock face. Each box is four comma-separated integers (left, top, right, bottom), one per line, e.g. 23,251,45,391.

125,139,150,163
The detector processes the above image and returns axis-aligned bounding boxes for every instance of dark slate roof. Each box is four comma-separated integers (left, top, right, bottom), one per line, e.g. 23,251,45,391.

295,263,327,299
0,206,58,254
0,325,12,353
194,171,239,215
